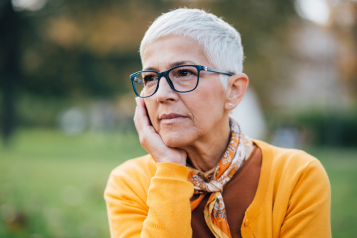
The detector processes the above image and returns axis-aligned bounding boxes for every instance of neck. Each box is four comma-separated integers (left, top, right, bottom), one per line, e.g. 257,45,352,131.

181,114,231,172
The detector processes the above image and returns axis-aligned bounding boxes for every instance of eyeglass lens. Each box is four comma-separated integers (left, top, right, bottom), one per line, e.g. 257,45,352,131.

133,66,199,97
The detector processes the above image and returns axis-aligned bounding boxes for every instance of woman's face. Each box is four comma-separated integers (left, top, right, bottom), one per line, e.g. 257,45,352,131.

142,35,228,148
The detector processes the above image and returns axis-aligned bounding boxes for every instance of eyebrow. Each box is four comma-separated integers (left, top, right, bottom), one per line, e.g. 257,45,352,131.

143,60,196,71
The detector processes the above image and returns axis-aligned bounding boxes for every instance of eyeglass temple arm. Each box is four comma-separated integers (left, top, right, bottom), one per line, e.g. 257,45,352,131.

133,75,145,85
205,67,234,76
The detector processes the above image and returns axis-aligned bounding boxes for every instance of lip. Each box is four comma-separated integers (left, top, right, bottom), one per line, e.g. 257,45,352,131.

159,112,187,125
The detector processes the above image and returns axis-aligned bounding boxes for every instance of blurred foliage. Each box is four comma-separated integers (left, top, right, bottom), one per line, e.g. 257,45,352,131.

0,130,356,237
0,0,356,142
296,111,357,147
267,108,357,147
0,0,308,144
0,0,297,99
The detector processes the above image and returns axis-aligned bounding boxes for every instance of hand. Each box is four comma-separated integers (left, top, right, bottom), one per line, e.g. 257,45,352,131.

134,97,187,166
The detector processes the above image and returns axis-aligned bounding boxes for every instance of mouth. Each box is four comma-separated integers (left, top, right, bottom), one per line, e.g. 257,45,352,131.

159,112,187,125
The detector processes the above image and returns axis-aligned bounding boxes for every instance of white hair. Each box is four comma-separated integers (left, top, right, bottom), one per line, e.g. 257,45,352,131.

139,8,244,89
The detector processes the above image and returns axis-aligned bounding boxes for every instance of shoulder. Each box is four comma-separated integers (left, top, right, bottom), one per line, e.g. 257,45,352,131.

247,144,331,236
253,140,329,190
255,139,325,173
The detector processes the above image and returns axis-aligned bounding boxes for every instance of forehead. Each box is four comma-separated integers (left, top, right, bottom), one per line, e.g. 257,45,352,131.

142,35,212,71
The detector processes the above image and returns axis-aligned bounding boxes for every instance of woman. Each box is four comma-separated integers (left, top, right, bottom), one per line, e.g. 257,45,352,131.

105,8,331,238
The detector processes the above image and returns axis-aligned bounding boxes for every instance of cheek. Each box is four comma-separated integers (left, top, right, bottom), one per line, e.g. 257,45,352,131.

184,83,225,129
195,81,225,112
191,99,224,129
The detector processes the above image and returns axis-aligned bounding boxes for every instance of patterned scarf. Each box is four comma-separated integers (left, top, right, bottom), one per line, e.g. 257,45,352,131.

187,118,247,238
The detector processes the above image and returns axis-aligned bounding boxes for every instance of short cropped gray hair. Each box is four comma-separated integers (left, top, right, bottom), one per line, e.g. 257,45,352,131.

139,8,244,89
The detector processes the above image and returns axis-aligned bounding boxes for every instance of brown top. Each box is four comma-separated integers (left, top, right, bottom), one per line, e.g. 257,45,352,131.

191,144,262,238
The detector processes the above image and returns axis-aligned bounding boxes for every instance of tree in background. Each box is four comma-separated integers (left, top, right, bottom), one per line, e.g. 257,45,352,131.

0,0,25,145
0,0,299,144
2,0,356,145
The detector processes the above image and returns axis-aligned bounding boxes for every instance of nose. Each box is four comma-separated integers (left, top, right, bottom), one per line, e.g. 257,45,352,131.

154,75,179,103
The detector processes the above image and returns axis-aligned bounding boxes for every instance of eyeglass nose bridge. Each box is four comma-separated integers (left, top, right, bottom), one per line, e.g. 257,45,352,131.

156,71,177,93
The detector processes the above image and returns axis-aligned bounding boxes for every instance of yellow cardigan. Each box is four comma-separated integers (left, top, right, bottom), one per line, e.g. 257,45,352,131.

105,140,331,238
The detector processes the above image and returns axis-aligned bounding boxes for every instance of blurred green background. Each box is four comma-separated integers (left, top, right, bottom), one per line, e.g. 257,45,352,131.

0,0,357,237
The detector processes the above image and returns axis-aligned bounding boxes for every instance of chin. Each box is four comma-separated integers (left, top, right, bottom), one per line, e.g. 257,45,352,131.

160,130,193,148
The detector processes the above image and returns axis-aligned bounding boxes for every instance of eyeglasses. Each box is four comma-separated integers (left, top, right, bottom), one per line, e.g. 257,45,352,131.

130,65,234,98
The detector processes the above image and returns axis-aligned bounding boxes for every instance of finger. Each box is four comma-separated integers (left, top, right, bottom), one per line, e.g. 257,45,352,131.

135,97,151,127
133,97,141,131
134,97,147,134
134,97,145,126
134,97,147,122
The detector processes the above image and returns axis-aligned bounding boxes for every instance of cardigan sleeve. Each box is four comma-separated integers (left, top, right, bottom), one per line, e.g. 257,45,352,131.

104,162,194,238
280,159,331,238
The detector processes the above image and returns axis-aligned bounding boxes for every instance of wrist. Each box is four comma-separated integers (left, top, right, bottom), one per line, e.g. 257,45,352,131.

155,156,186,166
155,162,189,179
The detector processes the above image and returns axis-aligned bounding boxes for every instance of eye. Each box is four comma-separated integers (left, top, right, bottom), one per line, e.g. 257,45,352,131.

143,74,158,84
178,69,193,77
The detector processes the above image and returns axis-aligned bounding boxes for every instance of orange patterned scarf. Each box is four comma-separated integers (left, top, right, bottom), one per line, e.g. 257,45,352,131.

188,118,247,238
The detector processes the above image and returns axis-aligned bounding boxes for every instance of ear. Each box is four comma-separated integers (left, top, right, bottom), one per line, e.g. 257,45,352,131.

224,73,249,110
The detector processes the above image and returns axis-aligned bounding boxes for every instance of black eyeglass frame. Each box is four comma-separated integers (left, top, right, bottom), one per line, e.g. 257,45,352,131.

130,65,234,98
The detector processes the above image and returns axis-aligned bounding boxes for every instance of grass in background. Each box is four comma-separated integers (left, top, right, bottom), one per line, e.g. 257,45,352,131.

0,129,357,237
308,148,357,238
0,129,146,238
